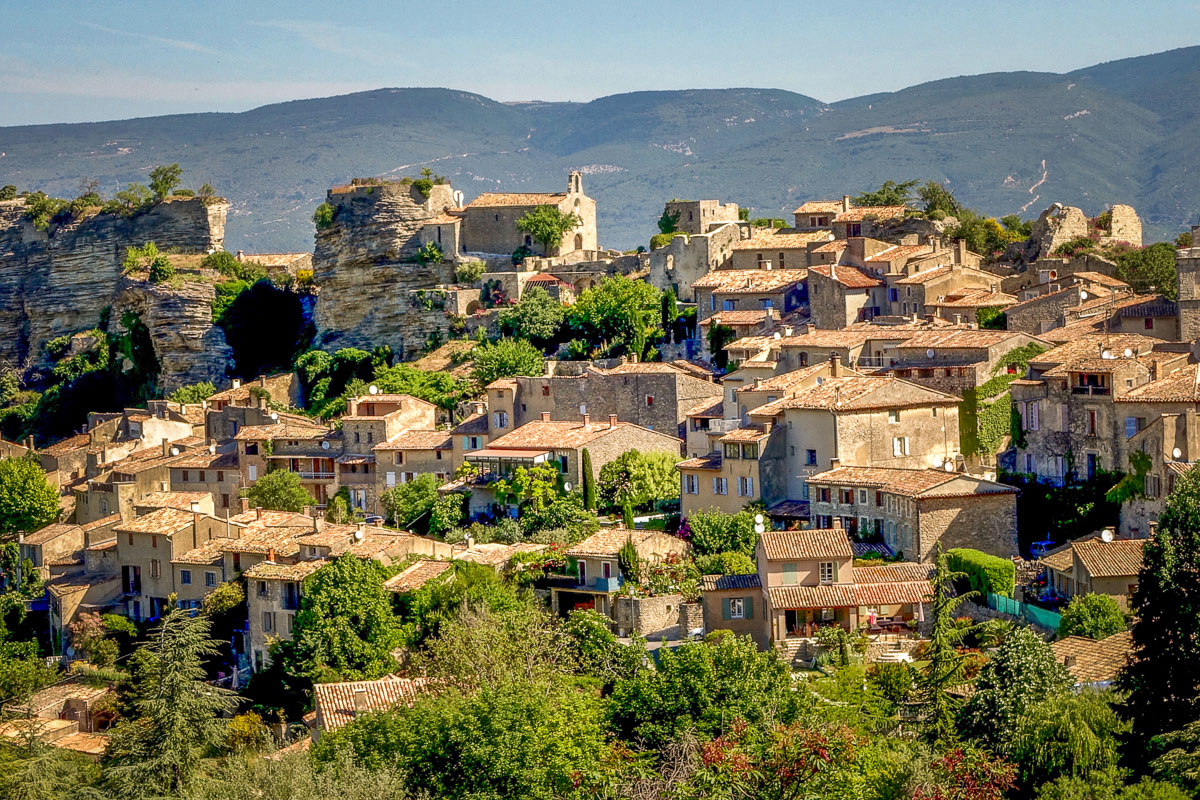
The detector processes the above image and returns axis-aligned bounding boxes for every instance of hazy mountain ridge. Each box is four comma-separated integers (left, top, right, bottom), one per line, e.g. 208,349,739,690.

1,47,1198,251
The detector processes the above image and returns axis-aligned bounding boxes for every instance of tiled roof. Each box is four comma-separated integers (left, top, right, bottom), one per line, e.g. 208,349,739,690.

169,450,238,469
1074,538,1144,578
896,329,1030,350
750,375,957,415
171,539,226,565
1117,297,1177,318
1040,545,1075,573
807,466,1017,498
853,562,934,583
685,398,724,418
566,529,676,558
699,310,776,327
1051,631,1133,684
313,676,433,733
455,542,546,566
701,573,762,591
865,244,933,263
834,205,908,222
731,228,832,250
233,421,330,441
853,580,932,606
811,240,847,253
242,559,325,581
794,200,843,214
692,269,807,294
40,433,91,456
136,491,212,510
113,508,194,536
719,427,769,443
768,579,930,608
451,412,488,436
1114,364,1200,403
1072,271,1130,288
81,513,121,532
425,213,461,225
677,453,722,471
374,430,452,451
809,264,884,288
892,264,955,285
487,419,670,451
759,529,853,561
465,192,567,208
1030,334,1157,369
736,363,831,394
21,523,82,547
932,288,1018,308
384,560,454,593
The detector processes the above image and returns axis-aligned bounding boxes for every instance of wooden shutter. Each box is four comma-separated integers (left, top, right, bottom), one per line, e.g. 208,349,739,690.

745,596,754,619
721,598,731,620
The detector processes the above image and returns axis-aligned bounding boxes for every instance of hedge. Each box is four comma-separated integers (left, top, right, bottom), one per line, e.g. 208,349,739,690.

946,548,1015,599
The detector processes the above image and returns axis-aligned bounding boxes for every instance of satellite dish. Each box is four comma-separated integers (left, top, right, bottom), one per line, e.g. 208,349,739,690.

354,528,365,541
1174,447,1183,459
321,440,331,450
270,412,279,421
1123,348,1133,358
1100,529,1115,543
926,348,935,359
209,443,216,455
170,447,179,456
754,523,765,535
369,385,379,395
754,513,764,525
1079,290,1088,301
563,482,572,492
773,332,781,339
944,460,955,472
1101,350,1112,359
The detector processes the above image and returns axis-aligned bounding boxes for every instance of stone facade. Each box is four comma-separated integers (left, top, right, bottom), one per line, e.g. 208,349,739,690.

458,172,596,257
663,200,740,236
648,221,742,301
614,593,686,639
1176,226,1200,341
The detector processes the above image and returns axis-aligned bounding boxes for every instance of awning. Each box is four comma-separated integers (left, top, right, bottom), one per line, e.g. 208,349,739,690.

465,448,551,460
335,454,376,465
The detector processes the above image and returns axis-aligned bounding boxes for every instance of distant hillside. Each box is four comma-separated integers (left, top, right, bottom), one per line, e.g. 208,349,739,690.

2,47,1199,252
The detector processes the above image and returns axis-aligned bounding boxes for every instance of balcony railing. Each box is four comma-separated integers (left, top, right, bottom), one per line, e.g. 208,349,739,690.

1071,386,1111,396
296,471,335,480
583,576,621,592
707,419,741,433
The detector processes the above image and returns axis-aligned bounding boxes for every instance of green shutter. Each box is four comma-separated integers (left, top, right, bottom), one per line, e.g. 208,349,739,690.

745,596,754,619
721,598,731,620
783,563,797,585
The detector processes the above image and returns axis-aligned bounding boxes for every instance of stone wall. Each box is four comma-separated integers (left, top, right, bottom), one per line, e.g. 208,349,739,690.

0,197,228,374
649,222,741,301
1107,204,1142,246
614,593,685,639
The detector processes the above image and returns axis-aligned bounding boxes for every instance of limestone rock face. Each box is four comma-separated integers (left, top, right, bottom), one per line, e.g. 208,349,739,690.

0,197,229,389
312,183,456,355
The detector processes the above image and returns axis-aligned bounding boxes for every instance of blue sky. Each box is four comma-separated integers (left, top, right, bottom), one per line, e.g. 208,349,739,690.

3,0,1198,125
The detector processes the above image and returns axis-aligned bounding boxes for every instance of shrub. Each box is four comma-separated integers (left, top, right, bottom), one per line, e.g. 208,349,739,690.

685,510,758,558
168,381,216,404
416,241,443,265
1059,593,1126,639
694,550,756,576
947,547,1016,598
148,256,175,284
1052,236,1095,257
454,260,486,284
295,268,315,290
868,661,915,704
312,202,336,230
650,232,686,250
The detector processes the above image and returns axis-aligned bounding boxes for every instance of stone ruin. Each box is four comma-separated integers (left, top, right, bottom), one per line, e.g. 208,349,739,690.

1016,202,1142,263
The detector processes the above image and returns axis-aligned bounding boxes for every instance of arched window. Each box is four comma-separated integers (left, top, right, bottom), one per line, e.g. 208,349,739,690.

574,233,583,249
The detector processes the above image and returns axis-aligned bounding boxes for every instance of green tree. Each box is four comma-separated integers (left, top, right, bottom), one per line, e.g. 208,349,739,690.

918,181,964,216
0,640,57,703
694,550,757,575
148,163,183,200
245,469,311,512
454,259,485,284
428,491,466,537
685,509,758,557
0,456,59,536
497,287,564,347
470,337,543,387
1150,720,1200,795
1060,593,1126,640
580,448,596,511
1012,690,1128,788
565,275,663,359
1036,766,1190,800
959,626,1071,753
597,449,680,511
514,204,582,254
657,207,681,234
608,631,804,747
0,185,16,201
1120,465,1200,743
103,609,238,798
707,322,736,370
853,179,918,207
915,548,972,743
1113,242,1178,300
379,473,439,528
280,554,400,682
167,381,216,404
312,202,336,230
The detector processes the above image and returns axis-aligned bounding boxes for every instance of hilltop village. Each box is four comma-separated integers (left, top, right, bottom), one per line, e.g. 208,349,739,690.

1,170,1199,799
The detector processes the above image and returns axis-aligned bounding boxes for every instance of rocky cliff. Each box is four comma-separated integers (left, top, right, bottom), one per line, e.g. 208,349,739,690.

0,196,232,389
312,182,457,355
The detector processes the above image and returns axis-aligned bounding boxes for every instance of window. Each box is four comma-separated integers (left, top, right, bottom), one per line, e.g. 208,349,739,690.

257,581,268,598
1146,317,1154,330
818,487,831,503
875,491,883,506
1028,401,1039,431
386,471,396,487
805,449,817,466
150,559,161,579
859,489,868,504
840,488,854,505
205,572,217,587
782,563,798,585
819,562,835,583
182,470,189,482
1024,454,1034,473
262,612,274,633
151,535,158,549
180,570,192,585
248,464,257,481
646,395,654,407
198,470,206,482
494,411,508,429
710,295,716,311
245,442,258,455
1087,410,1097,436
761,298,773,310
541,385,550,396
729,598,745,619
723,299,736,311
287,614,294,633
354,431,360,444
724,443,740,459
463,436,481,450
741,443,758,459
221,493,229,508
367,432,373,444
1125,417,1138,439
684,474,699,494
713,477,728,495
395,452,404,465
738,476,754,497
892,437,909,457
888,409,900,424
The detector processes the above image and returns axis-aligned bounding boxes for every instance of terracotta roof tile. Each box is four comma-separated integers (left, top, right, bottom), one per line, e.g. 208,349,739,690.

893,264,955,285
750,375,957,415
677,453,722,471
809,264,884,288
932,288,1018,308
113,508,194,536
233,421,331,441
486,419,673,451
21,523,82,546
242,559,325,581
384,560,454,592
1115,364,1200,403
834,205,908,222
865,244,933,264
699,309,777,327
136,491,212,510
465,192,566,208
735,363,832,394
808,466,1016,498
701,573,762,591
171,539,226,565
793,200,843,214
811,240,847,254
313,676,433,733
759,529,853,560
692,269,807,294
1051,631,1133,684
731,228,832,250
854,562,934,583
40,433,91,456
1074,538,1144,578
566,529,681,559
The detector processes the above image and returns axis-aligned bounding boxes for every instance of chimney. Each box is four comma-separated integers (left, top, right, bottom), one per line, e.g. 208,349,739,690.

841,195,851,213
929,237,940,252
608,414,618,429
161,438,171,457
829,353,842,378
830,457,841,469
582,413,590,425
353,688,368,715
831,516,843,531
956,239,968,264
302,505,312,518
540,411,551,422
805,322,815,334
240,497,250,514
472,400,486,415
1064,655,1077,668
1149,521,1158,539
24,435,34,451
763,420,773,433
754,378,762,389
255,506,263,520
232,378,241,390
235,250,244,262
266,547,276,563
259,375,267,387
784,326,795,337
953,313,962,326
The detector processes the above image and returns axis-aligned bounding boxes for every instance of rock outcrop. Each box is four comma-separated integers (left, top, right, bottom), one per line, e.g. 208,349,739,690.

0,196,230,389
1015,202,1143,263
312,182,458,355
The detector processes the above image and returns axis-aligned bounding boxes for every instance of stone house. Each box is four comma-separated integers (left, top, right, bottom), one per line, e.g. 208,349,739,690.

728,228,833,270
47,573,123,655
683,398,725,459
449,408,490,469
168,449,240,517
1009,334,1189,484
692,268,808,324
678,424,786,516
171,539,227,610
697,309,781,351
887,262,1002,319
1176,223,1200,340
831,205,909,239
728,360,861,428
457,172,597,257
311,676,431,741
373,430,454,507
648,220,743,301
338,394,439,515
747,370,962,522
1051,631,1134,688
805,465,1019,560
552,528,690,620
1006,283,1133,335
244,558,321,672
808,264,886,328
485,362,721,440
873,329,1050,397
19,524,86,580
793,200,843,230
755,528,931,643
1040,532,1143,611
133,490,215,517
663,199,741,236
1119,404,1200,537
926,288,1018,322
699,573,767,647
459,414,682,517
234,418,339,508
204,374,301,441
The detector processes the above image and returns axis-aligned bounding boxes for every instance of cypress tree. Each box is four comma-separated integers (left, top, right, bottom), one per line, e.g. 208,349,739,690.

581,448,596,511
1120,466,1200,743
915,545,971,743
622,502,634,530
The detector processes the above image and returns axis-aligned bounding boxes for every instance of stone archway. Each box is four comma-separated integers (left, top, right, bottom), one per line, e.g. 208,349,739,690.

465,299,482,315
574,233,583,250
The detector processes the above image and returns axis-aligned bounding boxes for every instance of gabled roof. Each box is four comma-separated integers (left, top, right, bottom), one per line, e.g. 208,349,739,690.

808,264,884,289
892,264,956,285
759,529,853,561
1051,631,1133,684
40,433,92,456
750,375,958,416
566,529,682,559
21,523,82,547
1073,538,1144,578
692,269,808,294
807,466,1017,499
731,228,832,250
864,244,933,264
834,205,908,222
486,419,676,451
736,362,834,394
242,559,325,581
794,200,843,215
113,508,194,536
384,560,454,593
465,192,567,208
136,491,212,510
701,573,762,592
1114,364,1200,403
677,453,722,471
313,676,433,733
233,421,331,441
